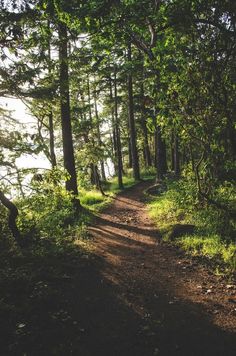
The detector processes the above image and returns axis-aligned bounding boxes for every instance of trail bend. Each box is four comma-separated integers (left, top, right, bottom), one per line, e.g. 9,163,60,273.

87,180,236,356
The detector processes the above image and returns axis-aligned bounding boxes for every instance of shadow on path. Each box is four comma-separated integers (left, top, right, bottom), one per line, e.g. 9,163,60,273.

1,180,235,355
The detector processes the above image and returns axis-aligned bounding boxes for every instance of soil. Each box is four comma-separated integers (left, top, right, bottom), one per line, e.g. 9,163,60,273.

0,180,236,355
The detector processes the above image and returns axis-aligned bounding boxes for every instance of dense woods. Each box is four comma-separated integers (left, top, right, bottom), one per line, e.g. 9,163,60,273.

0,0,236,354
1,0,235,253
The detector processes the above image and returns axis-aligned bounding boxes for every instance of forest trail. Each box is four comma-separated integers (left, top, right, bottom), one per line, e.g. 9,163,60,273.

1,180,236,356
87,180,236,356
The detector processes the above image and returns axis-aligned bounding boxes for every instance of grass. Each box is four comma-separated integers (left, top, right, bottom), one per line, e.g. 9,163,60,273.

79,175,141,212
147,179,236,273
140,166,156,180
79,168,156,215
103,175,136,193
177,235,236,271
12,170,154,251
79,190,111,212
2,169,155,256
148,193,188,236
0,168,157,355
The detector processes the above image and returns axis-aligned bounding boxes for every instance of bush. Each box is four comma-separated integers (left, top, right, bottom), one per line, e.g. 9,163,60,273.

140,166,156,179
148,178,236,272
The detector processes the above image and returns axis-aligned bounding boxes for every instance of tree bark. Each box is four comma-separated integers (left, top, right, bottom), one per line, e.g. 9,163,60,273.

109,77,118,174
100,161,106,181
128,138,133,168
127,42,140,180
0,191,22,246
128,22,167,181
48,21,57,169
94,90,106,182
140,81,152,167
114,70,123,189
94,165,105,196
155,122,167,180
48,111,57,168
58,22,79,201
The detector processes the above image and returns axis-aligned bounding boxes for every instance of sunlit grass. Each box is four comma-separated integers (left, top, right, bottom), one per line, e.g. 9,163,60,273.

147,180,236,272
178,235,236,271
79,190,111,212
80,190,105,205
147,192,188,236
79,174,141,212
140,166,156,180
104,175,136,193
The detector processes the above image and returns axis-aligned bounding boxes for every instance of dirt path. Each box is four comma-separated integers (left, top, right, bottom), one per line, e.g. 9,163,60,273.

87,180,236,356
2,180,236,355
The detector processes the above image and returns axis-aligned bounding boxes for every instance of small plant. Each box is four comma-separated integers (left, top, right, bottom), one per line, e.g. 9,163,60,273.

140,166,156,180
104,175,136,192
148,178,236,272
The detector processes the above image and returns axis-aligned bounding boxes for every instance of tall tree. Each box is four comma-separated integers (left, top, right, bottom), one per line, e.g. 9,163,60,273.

127,42,140,180
114,69,123,189
58,21,79,200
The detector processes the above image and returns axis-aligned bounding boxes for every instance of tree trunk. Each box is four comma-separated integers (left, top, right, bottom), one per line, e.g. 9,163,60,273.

155,123,167,180
109,77,118,174
47,22,57,169
87,76,93,123
58,22,79,201
48,111,57,168
189,144,195,172
129,26,167,181
95,165,105,196
90,163,96,186
114,70,123,189
127,42,140,180
143,124,152,167
140,81,152,167
128,138,133,168
100,161,106,182
174,134,180,176
154,131,158,169
94,90,106,182
0,191,22,246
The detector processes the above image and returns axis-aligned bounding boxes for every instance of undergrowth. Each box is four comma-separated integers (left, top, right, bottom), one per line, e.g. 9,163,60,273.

0,168,155,264
147,178,236,273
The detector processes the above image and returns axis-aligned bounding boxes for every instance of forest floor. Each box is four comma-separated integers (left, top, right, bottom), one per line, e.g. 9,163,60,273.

1,180,236,355
87,179,236,356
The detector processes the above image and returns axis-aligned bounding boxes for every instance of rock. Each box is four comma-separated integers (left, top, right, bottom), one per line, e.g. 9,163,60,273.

226,284,235,289
17,323,26,329
206,289,213,294
168,224,195,240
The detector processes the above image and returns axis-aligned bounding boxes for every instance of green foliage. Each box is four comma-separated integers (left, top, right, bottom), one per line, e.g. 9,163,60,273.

1,0,235,276
104,175,136,193
178,235,236,272
79,190,110,212
16,170,138,244
140,166,156,180
148,178,236,272
80,190,105,205
0,204,10,239
16,169,82,241
148,188,187,235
